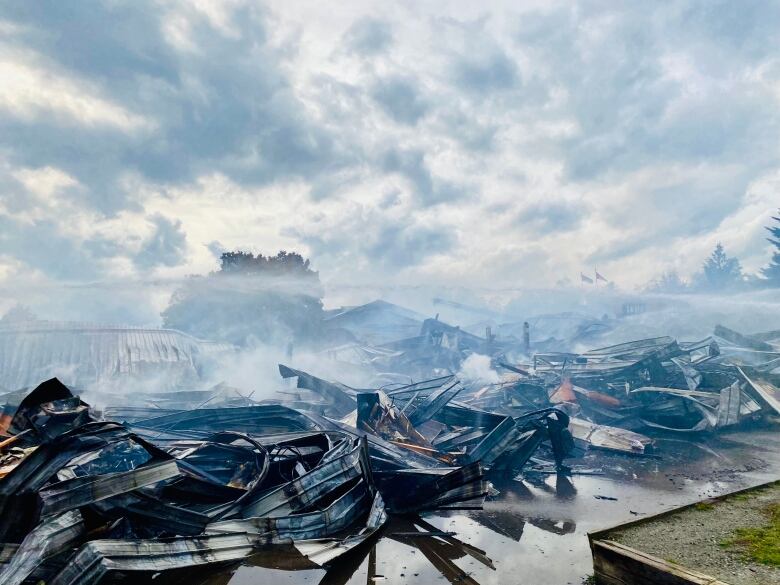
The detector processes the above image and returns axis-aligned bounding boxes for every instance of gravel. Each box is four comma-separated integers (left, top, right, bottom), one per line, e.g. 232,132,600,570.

609,481,780,585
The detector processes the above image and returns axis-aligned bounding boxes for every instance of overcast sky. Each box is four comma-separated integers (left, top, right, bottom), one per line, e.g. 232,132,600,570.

1,1,779,320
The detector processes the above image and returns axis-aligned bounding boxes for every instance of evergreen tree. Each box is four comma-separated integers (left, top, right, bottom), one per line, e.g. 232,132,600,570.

696,242,743,291
761,210,780,286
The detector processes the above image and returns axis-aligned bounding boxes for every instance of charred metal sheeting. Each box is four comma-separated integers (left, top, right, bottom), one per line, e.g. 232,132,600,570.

9,378,92,440
1,375,523,582
632,384,760,432
0,511,84,585
240,438,368,518
275,365,572,477
467,416,525,466
209,477,372,543
300,408,491,511
130,403,320,434
492,329,780,435
738,366,780,415
711,326,780,372
386,375,463,426
374,462,488,513
714,325,775,352
431,403,572,471
293,492,387,567
39,459,180,517
355,391,434,453
49,533,258,584
279,364,357,416
567,418,655,456
0,420,168,542
461,373,658,455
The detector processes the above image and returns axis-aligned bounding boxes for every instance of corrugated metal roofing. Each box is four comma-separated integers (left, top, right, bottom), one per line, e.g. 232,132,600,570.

0,321,232,390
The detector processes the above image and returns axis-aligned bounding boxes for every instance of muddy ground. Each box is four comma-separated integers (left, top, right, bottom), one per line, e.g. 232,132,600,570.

192,425,780,585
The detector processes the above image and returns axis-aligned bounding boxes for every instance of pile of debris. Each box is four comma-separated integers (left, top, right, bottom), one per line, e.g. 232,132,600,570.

2,317,777,583
277,325,780,458
278,366,573,481
0,378,502,584
484,326,780,438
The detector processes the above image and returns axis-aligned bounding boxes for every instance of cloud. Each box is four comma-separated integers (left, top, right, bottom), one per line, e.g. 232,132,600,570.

342,17,393,56
370,75,428,125
1,0,779,317
514,201,585,235
510,3,780,181
436,109,497,152
0,59,152,131
380,148,466,207
206,240,226,259
287,203,455,273
134,214,188,269
0,1,349,215
450,48,519,93
367,223,455,267
0,216,101,280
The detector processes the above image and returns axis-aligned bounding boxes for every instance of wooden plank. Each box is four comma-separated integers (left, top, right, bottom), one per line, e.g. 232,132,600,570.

592,540,730,585
589,480,780,585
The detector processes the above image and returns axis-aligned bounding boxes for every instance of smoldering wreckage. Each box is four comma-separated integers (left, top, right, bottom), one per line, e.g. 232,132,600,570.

0,305,779,584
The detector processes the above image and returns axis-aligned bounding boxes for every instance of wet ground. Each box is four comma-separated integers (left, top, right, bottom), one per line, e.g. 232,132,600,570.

191,425,780,585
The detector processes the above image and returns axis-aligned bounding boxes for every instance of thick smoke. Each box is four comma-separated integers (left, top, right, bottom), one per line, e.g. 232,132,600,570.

2,273,780,400
457,353,500,385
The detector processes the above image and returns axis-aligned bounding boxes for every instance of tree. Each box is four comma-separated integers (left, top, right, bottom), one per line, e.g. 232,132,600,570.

645,270,689,294
696,242,743,291
761,210,780,287
218,250,316,277
162,251,324,347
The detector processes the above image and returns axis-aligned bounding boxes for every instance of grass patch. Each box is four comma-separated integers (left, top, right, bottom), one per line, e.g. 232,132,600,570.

730,485,773,502
581,576,596,585
694,502,714,511
721,503,780,567
732,492,757,502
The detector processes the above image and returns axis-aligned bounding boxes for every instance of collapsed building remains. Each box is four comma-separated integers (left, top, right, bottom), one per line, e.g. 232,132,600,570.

1,297,779,584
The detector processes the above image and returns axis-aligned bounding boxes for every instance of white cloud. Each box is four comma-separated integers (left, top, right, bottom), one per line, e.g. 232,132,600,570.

12,165,78,198
0,0,779,322
0,57,153,131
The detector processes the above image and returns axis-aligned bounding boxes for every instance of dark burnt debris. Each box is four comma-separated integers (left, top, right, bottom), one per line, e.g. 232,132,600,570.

0,316,779,583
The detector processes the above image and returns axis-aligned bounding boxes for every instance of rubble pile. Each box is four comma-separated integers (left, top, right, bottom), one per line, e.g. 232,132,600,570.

278,366,573,481
275,325,779,457
1,298,779,583
494,328,780,436
0,378,494,584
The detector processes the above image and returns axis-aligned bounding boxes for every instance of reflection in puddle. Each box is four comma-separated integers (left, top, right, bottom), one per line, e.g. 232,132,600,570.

168,515,496,585
146,430,780,585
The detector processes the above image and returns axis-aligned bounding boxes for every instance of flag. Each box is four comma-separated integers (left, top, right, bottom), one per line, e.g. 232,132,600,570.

580,272,594,284
595,270,608,282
